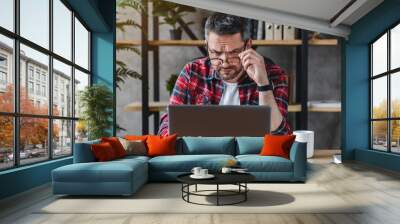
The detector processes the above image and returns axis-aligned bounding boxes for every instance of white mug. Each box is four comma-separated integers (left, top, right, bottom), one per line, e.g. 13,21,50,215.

191,167,202,176
200,169,208,176
221,167,232,174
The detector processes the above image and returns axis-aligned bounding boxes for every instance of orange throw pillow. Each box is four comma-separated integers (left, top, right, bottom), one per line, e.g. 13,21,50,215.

91,142,117,162
124,135,148,142
260,134,296,159
101,137,127,158
146,134,177,157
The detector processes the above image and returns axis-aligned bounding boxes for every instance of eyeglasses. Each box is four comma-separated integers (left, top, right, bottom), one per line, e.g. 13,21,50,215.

207,41,247,67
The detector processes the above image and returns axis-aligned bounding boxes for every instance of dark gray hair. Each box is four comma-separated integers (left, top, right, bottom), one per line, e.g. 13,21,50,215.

204,13,250,40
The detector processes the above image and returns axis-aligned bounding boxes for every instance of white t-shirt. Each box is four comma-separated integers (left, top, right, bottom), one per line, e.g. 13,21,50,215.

219,81,240,105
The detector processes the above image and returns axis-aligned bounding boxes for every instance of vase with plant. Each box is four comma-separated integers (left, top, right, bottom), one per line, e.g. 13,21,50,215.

166,73,178,95
79,84,114,140
152,1,196,40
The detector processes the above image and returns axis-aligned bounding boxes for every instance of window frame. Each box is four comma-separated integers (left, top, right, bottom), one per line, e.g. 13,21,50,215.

0,0,92,171
370,20,400,154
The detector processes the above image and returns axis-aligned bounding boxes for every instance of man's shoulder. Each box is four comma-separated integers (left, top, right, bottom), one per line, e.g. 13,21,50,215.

263,56,286,77
182,56,212,78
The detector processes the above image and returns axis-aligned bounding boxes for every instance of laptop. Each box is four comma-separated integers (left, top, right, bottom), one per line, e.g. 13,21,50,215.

168,105,271,137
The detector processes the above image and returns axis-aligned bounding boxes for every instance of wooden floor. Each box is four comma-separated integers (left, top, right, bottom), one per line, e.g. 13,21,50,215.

1,150,400,224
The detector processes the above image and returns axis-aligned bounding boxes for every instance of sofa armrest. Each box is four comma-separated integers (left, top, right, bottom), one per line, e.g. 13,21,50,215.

289,141,307,181
73,140,100,163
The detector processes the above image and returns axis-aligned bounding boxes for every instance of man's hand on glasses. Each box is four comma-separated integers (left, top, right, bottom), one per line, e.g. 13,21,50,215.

239,48,269,86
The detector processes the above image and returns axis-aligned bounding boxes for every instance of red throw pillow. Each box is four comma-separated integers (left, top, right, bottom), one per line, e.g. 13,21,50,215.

259,134,296,159
124,135,148,142
146,134,177,157
101,137,127,158
91,142,117,162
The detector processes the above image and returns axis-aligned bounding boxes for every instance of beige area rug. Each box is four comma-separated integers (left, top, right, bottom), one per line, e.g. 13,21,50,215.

37,183,362,214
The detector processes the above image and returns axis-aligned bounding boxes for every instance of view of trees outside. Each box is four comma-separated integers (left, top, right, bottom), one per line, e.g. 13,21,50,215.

0,85,63,168
372,99,400,152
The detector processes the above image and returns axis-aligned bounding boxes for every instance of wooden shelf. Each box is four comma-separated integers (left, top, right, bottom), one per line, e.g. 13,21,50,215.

308,38,338,46
307,101,341,112
124,101,302,113
117,39,338,47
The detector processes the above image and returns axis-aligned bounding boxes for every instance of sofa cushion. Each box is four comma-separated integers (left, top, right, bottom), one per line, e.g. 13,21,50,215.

73,139,100,163
235,137,263,155
260,134,296,159
149,154,235,172
236,155,293,172
91,142,118,161
180,137,235,155
52,158,147,183
101,137,127,158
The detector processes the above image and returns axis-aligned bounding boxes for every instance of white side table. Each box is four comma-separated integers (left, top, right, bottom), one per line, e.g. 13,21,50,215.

293,130,314,158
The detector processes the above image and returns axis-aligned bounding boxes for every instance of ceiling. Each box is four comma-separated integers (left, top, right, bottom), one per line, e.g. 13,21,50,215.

166,0,384,38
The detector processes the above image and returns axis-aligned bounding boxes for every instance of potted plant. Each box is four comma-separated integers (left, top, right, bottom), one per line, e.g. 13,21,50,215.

79,84,113,140
166,73,178,95
152,1,196,40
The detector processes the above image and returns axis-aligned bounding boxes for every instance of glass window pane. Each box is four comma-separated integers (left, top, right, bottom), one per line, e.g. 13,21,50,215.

0,0,14,31
372,121,388,151
392,120,400,153
74,69,89,118
20,117,49,165
75,18,89,70
75,120,88,143
53,119,72,157
372,77,387,119
0,35,14,112
391,24,400,70
391,72,400,118
20,0,49,49
53,0,72,60
53,59,72,117
372,33,387,76
0,116,14,170
20,44,49,115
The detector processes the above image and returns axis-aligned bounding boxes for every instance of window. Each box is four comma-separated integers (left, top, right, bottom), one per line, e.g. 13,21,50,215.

75,17,90,70
0,0,91,170
370,23,400,154
0,0,14,32
28,81,34,94
36,83,40,95
28,67,34,80
0,35,13,111
53,0,72,60
53,59,72,117
20,0,49,49
42,85,46,97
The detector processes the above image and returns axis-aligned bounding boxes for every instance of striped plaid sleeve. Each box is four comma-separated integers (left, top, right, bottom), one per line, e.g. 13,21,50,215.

268,65,292,135
158,64,191,136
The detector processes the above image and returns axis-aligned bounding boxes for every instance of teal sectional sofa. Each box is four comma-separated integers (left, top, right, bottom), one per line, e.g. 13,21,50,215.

52,137,307,196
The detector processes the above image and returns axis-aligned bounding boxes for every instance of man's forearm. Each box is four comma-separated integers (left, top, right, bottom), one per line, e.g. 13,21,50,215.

259,91,284,131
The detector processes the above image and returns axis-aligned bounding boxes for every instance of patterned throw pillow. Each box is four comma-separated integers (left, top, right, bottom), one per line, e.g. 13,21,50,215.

118,138,147,156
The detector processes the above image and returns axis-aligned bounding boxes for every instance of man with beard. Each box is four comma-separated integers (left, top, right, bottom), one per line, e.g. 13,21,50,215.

158,13,291,136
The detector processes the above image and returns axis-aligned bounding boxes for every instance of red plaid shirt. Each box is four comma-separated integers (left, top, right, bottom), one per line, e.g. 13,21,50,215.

158,56,292,136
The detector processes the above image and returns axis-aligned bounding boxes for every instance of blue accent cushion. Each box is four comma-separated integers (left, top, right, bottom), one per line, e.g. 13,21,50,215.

235,137,264,155
181,137,235,155
236,155,293,172
149,154,235,172
73,139,100,163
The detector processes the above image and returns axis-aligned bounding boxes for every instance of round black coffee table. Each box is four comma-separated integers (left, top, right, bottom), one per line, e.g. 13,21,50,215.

177,173,255,206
